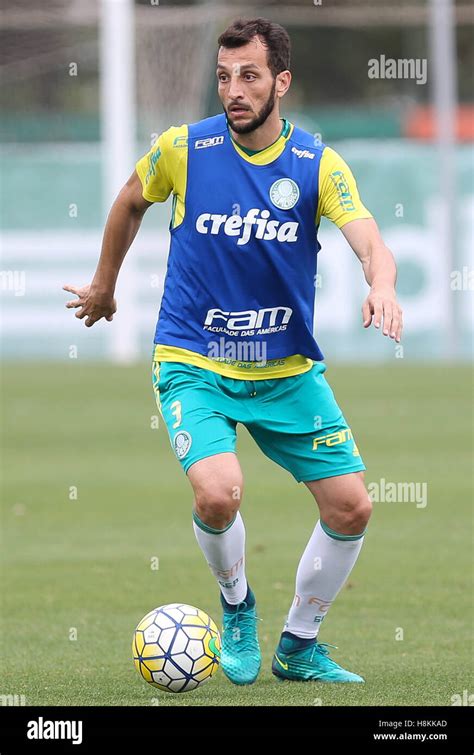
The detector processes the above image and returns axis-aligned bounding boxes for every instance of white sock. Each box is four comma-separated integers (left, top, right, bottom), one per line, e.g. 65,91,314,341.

193,510,247,605
284,520,365,639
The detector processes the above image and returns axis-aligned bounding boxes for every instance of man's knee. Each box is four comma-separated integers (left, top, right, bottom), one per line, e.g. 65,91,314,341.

333,487,372,534
194,480,243,530
321,472,372,535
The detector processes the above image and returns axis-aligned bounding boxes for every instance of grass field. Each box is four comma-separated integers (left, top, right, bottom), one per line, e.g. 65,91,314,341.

1,362,472,706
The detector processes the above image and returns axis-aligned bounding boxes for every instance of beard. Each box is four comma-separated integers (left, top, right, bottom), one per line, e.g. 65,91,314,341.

225,80,277,135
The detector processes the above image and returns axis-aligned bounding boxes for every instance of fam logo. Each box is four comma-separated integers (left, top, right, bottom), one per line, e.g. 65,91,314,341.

145,146,161,184
329,170,355,212
269,178,300,210
173,431,192,460
204,306,292,337
195,136,225,150
313,428,359,454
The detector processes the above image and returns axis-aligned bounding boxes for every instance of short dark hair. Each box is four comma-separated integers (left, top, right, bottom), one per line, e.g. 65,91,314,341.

217,17,291,78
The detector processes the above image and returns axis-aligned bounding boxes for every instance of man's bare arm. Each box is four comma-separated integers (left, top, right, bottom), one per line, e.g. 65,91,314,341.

63,170,152,327
341,217,403,343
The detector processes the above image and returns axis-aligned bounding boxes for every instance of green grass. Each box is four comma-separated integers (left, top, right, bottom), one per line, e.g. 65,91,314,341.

0,362,472,706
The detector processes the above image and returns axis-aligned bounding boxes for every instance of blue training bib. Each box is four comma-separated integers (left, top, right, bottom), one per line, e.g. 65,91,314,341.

154,113,325,361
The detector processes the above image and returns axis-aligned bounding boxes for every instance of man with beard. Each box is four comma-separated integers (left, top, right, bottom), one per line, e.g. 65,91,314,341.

64,18,402,686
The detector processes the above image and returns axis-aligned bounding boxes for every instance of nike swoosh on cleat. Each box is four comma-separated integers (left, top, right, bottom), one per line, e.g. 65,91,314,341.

273,653,289,671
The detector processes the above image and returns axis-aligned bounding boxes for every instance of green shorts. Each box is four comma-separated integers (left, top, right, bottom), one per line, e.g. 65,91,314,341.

152,360,366,483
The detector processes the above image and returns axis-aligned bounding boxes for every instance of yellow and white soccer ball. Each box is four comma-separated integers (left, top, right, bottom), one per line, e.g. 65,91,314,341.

132,603,221,693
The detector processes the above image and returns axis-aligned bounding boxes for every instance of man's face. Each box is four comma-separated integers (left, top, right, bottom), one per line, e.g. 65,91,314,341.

217,36,281,134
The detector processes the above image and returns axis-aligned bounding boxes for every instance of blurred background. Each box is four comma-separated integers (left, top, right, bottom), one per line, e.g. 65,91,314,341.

1,0,473,362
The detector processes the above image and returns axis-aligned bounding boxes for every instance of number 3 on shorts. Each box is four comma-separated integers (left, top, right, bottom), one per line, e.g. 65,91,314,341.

170,400,182,429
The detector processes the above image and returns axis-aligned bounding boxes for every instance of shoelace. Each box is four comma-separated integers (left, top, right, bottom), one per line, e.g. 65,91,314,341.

223,605,261,652
308,641,339,665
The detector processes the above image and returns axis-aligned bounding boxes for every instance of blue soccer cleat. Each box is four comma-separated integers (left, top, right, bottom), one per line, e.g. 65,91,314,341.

220,590,261,685
272,634,365,683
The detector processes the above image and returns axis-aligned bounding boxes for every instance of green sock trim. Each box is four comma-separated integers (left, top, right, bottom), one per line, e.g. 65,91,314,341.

320,519,366,541
192,510,237,535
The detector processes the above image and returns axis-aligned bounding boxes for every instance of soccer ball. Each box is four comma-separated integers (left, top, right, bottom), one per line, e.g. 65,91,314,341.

132,603,221,693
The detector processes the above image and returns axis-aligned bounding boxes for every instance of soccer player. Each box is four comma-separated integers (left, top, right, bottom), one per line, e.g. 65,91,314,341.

64,18,402,685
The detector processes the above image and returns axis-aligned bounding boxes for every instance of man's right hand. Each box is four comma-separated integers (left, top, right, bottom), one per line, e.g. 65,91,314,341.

63,283,117,327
